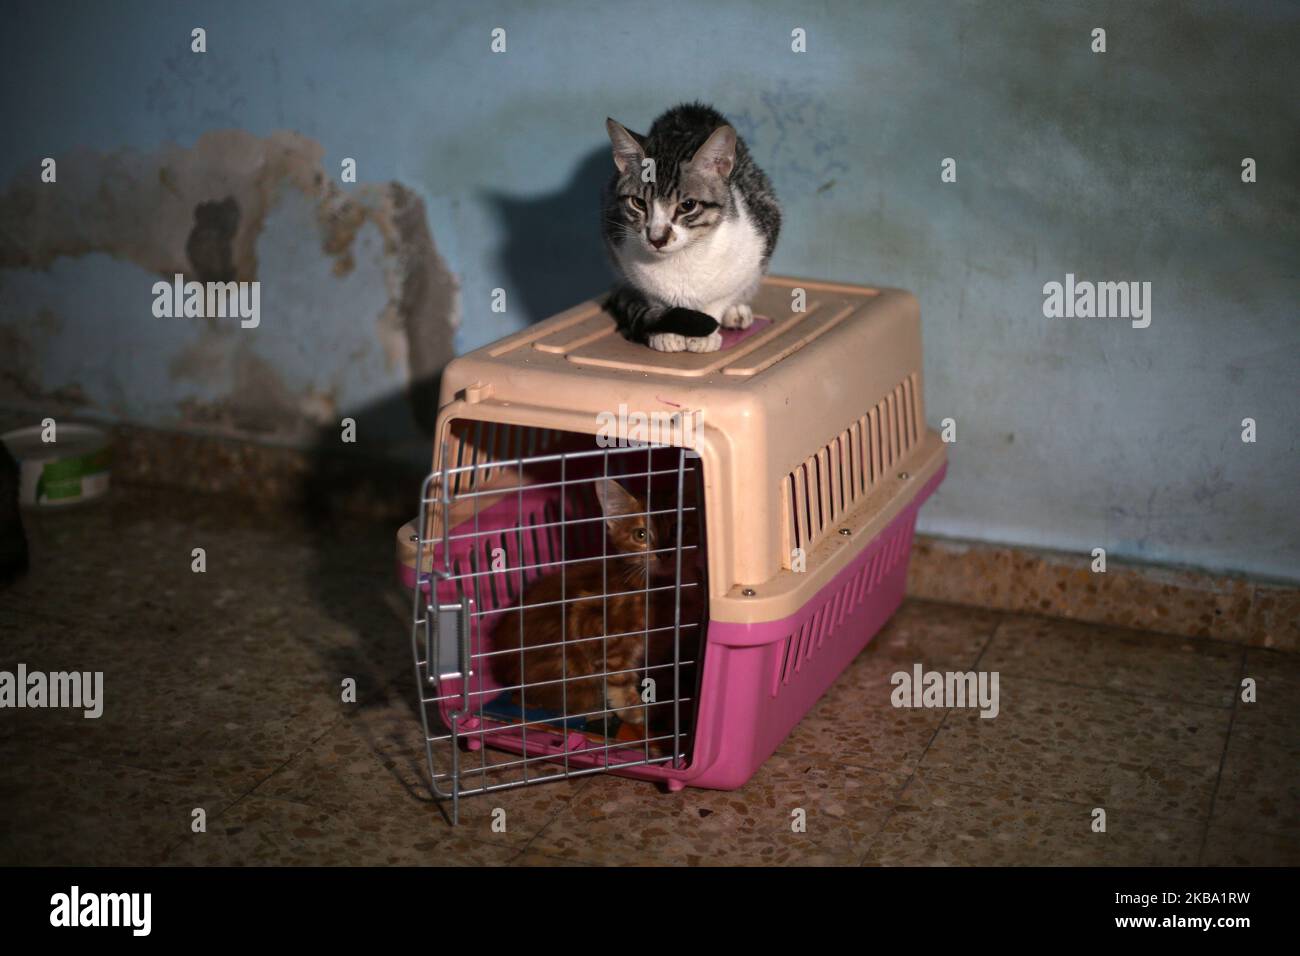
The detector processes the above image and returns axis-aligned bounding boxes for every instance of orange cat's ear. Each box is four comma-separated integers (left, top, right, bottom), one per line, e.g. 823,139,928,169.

593,479,641,522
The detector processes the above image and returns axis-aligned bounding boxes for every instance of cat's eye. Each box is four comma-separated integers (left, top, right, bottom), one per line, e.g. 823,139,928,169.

633,528,647,541
624,196,646,213
678,199,698,214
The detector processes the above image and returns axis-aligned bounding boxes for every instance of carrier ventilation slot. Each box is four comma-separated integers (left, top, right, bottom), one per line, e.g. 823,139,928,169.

782,373,920,567
429,422,562,535
446,422,561,496
771,519,915,696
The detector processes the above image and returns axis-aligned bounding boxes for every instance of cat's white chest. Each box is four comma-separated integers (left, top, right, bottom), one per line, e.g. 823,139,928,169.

617,196,766,315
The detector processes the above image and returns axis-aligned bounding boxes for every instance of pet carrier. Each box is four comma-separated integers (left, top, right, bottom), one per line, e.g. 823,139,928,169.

397,275,947,821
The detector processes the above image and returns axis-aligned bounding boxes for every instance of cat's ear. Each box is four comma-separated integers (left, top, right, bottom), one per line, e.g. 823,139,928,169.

689,125,737,179
605,118,645,174
593,479,641,523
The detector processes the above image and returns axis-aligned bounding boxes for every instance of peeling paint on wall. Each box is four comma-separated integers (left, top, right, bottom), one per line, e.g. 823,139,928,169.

175,347,339,436
0,310,89,407
0,129,458,442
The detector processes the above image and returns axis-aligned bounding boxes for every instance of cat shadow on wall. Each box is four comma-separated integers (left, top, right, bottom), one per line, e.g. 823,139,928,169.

486,146,616,323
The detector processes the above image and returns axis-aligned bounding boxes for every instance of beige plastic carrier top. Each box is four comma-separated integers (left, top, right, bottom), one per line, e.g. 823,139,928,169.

426,274,946,625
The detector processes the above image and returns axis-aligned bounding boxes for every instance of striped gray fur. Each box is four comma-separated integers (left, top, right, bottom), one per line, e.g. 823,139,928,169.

601,102,781,346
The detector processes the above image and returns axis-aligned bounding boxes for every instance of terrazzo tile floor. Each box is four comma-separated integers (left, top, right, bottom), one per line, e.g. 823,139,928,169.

1,485,1296,866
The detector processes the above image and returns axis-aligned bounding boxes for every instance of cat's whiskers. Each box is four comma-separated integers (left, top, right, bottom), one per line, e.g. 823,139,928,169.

606,551,650,589
602,218,640,244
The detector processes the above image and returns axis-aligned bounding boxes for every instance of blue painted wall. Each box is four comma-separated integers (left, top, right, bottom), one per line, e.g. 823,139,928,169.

1,0,1296,581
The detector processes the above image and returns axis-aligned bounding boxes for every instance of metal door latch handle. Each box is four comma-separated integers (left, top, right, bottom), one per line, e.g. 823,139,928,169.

426,594,473,684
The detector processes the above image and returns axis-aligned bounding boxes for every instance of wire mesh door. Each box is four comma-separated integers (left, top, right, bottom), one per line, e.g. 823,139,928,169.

410,423,704,824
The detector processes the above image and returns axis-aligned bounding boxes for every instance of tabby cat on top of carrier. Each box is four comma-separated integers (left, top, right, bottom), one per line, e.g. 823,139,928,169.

601,102,781,354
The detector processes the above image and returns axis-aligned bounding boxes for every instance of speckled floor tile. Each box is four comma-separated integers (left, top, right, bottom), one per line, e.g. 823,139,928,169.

0,607,58,657
776,660,952,775
0,746,238,865
0,612,76,745
0,620,218,764
251,691,590,845
163,794,519,866
528,751,905,866
5,491,290,627
5,506,398,786
863,771,1203,866
980,614,1243,707
10,618,355,792
4,483,1296,866
510,849,592,866
1211,648,1300,834
771,599,997,775
1200,826,1300,866
9,686,347,796
1241,646,1300,706
867,598,1001,669
920,676,1231,821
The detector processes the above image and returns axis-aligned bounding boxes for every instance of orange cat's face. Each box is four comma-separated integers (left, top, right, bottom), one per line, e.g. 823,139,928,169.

593,479,671,584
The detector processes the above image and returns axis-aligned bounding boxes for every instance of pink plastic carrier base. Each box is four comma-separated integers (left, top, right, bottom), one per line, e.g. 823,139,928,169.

398,462,946,792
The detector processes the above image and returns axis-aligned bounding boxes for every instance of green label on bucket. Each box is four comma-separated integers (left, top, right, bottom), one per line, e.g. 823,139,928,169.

36,447,111,502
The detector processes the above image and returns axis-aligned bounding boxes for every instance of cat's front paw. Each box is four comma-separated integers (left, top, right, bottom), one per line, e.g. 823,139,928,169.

648,332,689,352
720,302,754,330
684,330,722,353
607,683,645,725
646,331,722,353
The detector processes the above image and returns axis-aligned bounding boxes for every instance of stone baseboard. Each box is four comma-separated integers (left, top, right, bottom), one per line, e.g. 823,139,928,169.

907,535,1298,651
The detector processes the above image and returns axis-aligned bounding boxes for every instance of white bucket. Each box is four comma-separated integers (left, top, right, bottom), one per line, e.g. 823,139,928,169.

0,423,112,507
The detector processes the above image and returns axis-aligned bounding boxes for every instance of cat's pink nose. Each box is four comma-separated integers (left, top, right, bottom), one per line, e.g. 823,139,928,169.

648,231,670,249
